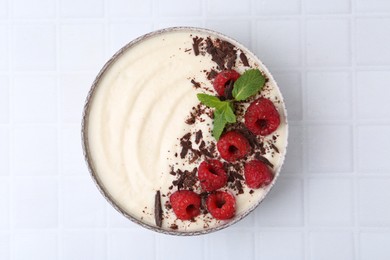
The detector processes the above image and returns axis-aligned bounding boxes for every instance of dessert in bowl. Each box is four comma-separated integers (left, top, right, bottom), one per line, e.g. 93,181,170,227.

82,27,288,235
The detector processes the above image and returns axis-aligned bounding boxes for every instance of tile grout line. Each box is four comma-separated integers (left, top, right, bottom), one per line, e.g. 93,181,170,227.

350,0,360,259
300,1,310,260
7,0,15,258
55,0,62,259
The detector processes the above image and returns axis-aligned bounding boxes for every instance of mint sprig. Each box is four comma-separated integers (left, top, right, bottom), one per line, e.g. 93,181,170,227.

196,93,236,140
197,68,265,140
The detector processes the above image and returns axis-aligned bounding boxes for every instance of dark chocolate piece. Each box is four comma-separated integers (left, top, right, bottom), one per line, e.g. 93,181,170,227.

191,79,201,89
224,80,234,100
254,153,274,168
195,130,203,144
154,190,163,227
270,143,279,154
192,36,203,56
240,52,250,67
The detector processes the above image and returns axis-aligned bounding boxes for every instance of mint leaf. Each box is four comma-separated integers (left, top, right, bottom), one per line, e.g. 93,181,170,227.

232,69,265,101
212,110,227,140
197,93,225,110
223,103,236,123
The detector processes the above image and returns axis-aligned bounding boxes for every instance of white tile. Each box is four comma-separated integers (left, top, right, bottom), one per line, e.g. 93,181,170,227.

306,0,350,14
306,71,352,120
307,125,352,173
60,73,94,124
108,206,138,228
159,234,203,260
306,19,350,66
257,178,303,226
12,177,58,228
357,0,390,13
62,231,106,260
12,0,55,18
309,231,354,260
0,127,9,176
0,0,7,18
0,179,9,229
206,231,253,259
283,125,303,173
207,0,251,16
61,177,106,228
12,24,56,70
257,231,303,259
59,24,105,71
61,126,87,175
356,18,390,65
108,0,151,17
255,0,301,14
13,231,57,260
0,233,10,260
0,24,8,70
109,22,153,54
13,75,57,123
158,0,202,16
357,71,390,120
274,71,302,120
0,76,9,123
358,178,390,226
255,19,301,68
60,0,103,18
205,20,252,49
231,209,255,229
360,232,390,260
13,126,57,176
308,178,353,226
357,126,390,172
109,231,155,260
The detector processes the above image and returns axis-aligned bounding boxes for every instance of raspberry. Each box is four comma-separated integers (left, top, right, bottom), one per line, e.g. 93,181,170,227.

169,190,201,220
217,131,251,162
198,160,228,192
206,191,236,220
244,160,273,189
213,70,241,97
244,97,280,136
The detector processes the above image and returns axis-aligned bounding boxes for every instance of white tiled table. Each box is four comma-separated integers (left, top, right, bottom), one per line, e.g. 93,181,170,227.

1,0,390,259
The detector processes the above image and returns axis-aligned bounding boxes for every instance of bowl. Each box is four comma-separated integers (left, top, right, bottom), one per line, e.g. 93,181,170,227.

82,27,288,235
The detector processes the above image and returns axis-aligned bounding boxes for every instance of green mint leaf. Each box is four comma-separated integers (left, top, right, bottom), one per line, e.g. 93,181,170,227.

197,93,225,110
212,110,227,140
223,103,236,123
197,94,236,140
232,69,265,101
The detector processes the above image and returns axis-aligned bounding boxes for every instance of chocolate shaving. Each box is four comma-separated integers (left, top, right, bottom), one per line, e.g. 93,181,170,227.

200,192,209,214
235,180,244,194
205,37,237,70
271,143,279,153
154,191,163,227
170,224,178,230
191,79,201,89
172,168,198,190
195,130,203,144
207,69,218,80
224,80,234,100
254,153,274,168
240,52,250,66
192,36,203,56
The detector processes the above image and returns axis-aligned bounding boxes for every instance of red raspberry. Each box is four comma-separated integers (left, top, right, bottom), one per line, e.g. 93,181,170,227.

169,190,201,220
213,70,241,97
244,97,280,136
198,160,228,192
206,191,236,220
217,131,251,162
244,160,273,189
